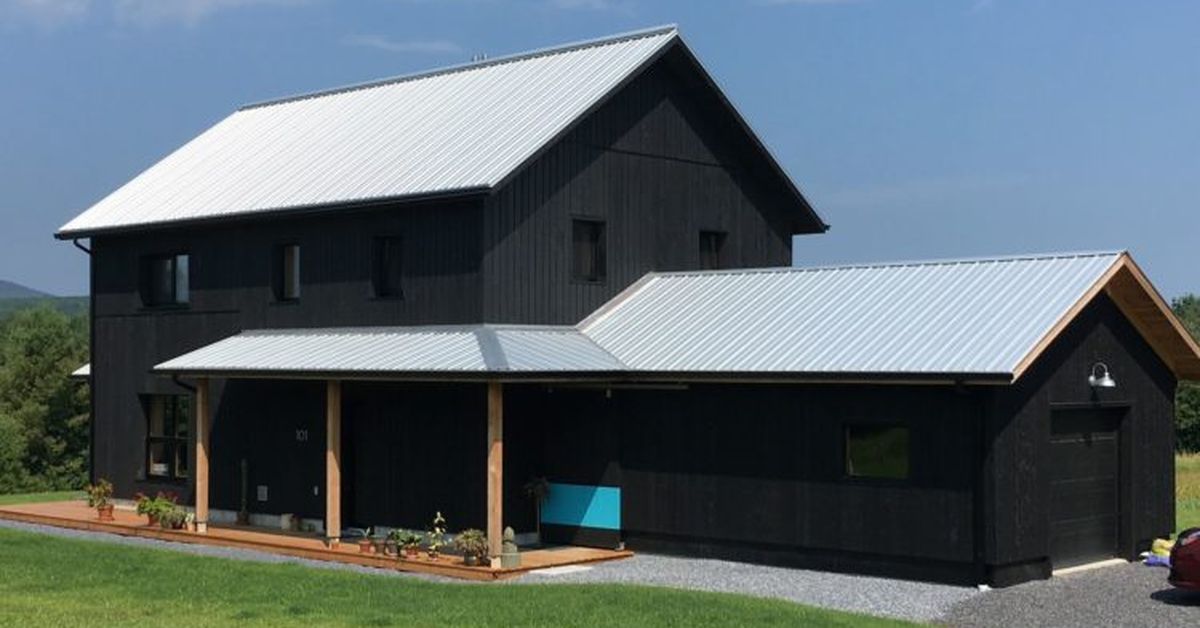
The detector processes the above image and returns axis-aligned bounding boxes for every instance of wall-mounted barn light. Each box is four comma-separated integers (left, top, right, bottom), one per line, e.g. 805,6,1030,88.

1088,362,1117,389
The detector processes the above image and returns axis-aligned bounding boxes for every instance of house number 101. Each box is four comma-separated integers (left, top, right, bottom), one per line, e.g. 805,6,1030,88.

295,429,308,442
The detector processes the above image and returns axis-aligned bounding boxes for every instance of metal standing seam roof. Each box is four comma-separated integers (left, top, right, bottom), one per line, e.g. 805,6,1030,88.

153,252,1147,381
153,326,626,376
580,251,1126,377
57,26,680,238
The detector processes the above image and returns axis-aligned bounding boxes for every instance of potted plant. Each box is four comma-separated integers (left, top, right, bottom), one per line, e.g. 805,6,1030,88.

426,511,447,561
523,477,551,545
392,530,422,559
135,491,179,526
85,479,114,521
381,531,398,557
358,527,375,554
159,504,187,530
453,528,488,567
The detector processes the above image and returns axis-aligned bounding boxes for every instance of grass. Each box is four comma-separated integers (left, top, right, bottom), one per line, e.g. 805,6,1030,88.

0,527,913,627
1179,453,1200,533
0,490,81,506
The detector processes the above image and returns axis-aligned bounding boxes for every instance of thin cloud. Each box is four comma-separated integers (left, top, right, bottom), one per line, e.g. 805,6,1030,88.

113,0,309,26
971,0,994,12
759,0,861,5
342,33,463,55
0,0,91,28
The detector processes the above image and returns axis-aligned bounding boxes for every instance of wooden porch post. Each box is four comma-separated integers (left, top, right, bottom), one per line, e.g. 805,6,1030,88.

194,378,210,533
487,381,503,566
326,380,342,546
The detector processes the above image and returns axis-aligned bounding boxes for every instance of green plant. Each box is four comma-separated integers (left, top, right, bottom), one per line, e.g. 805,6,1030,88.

426,511,447,556
158,506,187,530
84,479,113,509
135,491,179,520
452,528,488,560
389,529,423,555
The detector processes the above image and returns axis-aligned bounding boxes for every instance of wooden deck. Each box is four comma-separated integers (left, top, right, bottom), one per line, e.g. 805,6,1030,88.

0,501,631,581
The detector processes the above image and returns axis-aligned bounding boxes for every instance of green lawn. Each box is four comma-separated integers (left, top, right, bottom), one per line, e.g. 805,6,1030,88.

0,490,81,506
0,526,912,627
1179,453,1200,533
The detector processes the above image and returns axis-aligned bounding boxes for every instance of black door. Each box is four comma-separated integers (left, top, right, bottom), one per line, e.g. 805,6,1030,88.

1048,409,1121,568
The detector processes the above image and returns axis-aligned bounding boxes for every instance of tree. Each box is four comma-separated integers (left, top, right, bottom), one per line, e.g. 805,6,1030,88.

0,306,89,492
1174,295,1200,452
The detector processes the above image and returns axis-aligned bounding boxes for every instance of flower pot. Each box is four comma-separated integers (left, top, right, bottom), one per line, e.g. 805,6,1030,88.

383,541,398,557
427,550,440,561
404,546,419,559
147,514,159,526
96,504,115,522
464,555,479,567
358,540,374,554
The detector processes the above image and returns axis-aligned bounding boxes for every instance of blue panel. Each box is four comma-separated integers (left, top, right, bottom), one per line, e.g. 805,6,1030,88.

540,483,621,530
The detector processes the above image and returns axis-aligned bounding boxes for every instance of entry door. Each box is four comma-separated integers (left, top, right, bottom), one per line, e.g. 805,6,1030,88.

1048,409,1121,567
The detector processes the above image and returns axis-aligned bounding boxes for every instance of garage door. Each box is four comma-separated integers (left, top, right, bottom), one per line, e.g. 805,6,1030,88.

1049,409,1121,568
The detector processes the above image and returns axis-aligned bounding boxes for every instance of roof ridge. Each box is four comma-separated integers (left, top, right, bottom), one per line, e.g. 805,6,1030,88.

240,324,581,335
648,250,1127,280
240,24,679,111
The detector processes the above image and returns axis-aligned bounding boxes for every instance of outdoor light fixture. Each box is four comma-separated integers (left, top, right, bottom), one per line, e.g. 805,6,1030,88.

1088,362,1117,389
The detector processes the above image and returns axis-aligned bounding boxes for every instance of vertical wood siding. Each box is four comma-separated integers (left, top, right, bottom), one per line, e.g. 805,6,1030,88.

983,293,1176,579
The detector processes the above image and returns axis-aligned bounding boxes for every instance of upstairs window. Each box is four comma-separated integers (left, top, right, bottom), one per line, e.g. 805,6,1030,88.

146,395,190,481
699,231,727,270
571,219,606,283
141,254,189,307
274,243,301,301
372,236,404,299
845,424,910,480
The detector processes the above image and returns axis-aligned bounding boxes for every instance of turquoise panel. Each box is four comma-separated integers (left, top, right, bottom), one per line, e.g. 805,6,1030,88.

540,483,621,530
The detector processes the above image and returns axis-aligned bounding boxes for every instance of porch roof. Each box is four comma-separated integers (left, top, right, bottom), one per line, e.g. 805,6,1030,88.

153,325,625,378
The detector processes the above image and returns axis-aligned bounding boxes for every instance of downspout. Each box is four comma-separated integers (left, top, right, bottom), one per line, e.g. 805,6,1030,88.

73,239,96,485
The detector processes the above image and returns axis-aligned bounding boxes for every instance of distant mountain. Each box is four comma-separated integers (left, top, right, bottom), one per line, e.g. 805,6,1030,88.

0,280,51,300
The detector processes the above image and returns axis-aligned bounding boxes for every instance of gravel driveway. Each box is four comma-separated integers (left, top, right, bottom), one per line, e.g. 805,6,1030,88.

942,562,1200,627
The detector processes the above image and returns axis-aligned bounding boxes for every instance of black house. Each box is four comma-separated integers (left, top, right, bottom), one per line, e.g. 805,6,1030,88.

58,26,1200,586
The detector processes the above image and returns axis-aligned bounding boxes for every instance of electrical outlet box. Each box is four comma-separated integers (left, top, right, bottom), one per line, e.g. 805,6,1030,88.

257,485,269,502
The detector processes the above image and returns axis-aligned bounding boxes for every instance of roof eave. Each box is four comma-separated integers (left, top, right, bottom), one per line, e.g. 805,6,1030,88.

55,186,491,240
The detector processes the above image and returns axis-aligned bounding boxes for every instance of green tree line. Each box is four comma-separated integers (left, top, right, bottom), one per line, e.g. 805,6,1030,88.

0,306,89,493
1175,295,1200,452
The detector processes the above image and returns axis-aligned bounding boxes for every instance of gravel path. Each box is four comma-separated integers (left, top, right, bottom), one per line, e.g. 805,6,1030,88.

942,562,1200,627
524,553,979,623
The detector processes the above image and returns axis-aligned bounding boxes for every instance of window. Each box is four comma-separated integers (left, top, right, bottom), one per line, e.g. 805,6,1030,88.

146,395,190,481
571,219,606,282
140,254,189,306
699,231,726,270
372,236,404,298
275,243,301,301
845,424,910,480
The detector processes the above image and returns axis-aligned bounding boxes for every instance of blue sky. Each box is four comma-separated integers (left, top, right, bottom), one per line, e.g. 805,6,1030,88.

1,0,1197,298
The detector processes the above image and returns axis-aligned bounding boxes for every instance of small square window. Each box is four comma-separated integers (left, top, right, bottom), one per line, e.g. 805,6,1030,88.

845,424,910,480
572,219,606,282
699,231,726,270
275,244,301,301
372,236,404,299
141,254,189,307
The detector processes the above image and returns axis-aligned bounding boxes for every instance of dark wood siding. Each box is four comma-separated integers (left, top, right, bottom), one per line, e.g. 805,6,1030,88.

982,293,1176,582
520,383,982,583
89,199,484,501
481,47,818,324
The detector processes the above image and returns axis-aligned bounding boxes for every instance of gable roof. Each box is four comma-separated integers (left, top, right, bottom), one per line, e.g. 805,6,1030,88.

580,251,1200,381
56,26,821,238
152,251,1200,383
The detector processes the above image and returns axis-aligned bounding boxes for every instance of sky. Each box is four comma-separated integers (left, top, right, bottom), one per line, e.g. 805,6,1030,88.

0,0,1197,298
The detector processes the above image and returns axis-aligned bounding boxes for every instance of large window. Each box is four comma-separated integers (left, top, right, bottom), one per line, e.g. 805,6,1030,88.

146,395,190,481
275,243,301,301
372,236,404,299
699,231,726,270
845,424,910,480
140,254,189,307
571,219,606,282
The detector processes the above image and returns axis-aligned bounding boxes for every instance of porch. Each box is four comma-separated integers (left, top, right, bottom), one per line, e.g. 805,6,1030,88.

0,500,632,581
